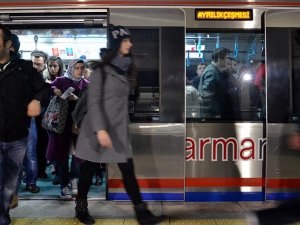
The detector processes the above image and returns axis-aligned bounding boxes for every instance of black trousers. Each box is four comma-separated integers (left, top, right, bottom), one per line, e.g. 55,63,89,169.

77,158,142,205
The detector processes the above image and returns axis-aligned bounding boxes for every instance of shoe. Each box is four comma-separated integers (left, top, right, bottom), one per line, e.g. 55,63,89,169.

25,184,40,193
38,172,48,179
50,165,56,175
70,178,78,195
9,195,19,209
75,198,95,224
52,175,60,185
60,186,72,199
134,202,167,225
94,177,103,186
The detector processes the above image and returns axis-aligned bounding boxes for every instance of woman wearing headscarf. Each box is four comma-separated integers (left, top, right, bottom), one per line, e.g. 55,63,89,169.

46,59,88,199
74,25,167,225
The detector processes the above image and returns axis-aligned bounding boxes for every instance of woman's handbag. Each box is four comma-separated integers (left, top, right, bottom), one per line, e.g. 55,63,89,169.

42,96,69,134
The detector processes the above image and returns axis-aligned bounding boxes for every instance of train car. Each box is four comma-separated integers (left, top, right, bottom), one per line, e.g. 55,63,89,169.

0,0,300,202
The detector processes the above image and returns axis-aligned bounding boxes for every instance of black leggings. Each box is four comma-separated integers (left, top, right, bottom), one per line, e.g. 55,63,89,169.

77,159,142,205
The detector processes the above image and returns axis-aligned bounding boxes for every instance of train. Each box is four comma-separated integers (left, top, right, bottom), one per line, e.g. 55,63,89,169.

1,0,300,202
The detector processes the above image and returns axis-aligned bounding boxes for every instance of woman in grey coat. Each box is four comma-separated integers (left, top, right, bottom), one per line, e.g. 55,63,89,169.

74,25,167,225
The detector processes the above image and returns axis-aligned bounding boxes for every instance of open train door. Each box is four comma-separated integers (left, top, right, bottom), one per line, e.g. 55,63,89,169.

265,9,300,200
107,9,185,201
0,8,108,200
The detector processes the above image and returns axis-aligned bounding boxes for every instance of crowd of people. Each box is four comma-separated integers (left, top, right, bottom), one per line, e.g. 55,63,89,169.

186,47,265,121
0,23,167,225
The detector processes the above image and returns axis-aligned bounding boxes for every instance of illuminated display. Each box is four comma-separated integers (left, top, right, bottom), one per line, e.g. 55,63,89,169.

195,9,253,21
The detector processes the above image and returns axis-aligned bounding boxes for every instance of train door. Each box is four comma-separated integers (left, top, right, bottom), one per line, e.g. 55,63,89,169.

0,8,108,200
107,8,186,201
265,9,300,200
185,8,266,201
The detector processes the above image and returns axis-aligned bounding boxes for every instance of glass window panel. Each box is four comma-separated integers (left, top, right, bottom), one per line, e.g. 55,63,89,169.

186,32,265,121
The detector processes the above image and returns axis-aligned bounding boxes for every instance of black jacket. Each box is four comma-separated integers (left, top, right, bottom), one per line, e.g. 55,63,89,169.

0,52,50,142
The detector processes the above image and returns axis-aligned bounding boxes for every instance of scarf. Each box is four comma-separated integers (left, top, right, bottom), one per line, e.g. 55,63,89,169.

64,59,83,82
110,55,132,74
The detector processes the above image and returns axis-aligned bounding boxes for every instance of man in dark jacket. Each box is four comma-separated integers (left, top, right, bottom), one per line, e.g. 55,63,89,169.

0,24,49,225
198,47,231,119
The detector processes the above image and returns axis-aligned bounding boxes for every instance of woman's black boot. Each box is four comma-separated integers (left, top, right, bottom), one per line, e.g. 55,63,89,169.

75,198,95,224
134,202,167,225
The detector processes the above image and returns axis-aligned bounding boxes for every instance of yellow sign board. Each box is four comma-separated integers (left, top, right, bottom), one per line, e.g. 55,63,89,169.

195,9,253,21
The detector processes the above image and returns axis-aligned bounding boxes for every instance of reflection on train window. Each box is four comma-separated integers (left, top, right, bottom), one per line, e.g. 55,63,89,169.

292,29,300,119
186,32,265,121
129,29,159,122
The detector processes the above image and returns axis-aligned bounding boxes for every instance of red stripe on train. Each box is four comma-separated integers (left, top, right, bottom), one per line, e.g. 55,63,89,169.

267,179,300,188
108,178,300,188
186,178,264,187
108,179,184,188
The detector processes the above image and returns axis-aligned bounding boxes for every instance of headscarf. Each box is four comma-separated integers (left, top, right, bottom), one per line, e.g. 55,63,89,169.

64,59,85,82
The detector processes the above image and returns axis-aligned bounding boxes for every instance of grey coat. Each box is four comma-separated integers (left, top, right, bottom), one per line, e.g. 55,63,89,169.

75,65,133,163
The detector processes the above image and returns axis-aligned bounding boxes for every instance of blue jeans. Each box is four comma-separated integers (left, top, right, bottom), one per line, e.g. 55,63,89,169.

0,137,27,225
23,118,38,185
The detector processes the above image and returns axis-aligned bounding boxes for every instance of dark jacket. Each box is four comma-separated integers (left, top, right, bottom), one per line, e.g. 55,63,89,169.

198,62,225,118
0,52,50,142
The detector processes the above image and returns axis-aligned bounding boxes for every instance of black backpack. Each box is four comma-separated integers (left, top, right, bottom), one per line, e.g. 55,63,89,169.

72,66,106,127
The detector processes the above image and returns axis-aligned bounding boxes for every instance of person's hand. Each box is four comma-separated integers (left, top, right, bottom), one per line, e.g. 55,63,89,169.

69,93,78,101
288,132,300,150
27,99,41,117
72,124,80,135
53,88,62,97
96,130,112,148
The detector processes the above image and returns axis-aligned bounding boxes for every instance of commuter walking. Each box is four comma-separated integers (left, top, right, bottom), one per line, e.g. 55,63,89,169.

0,24,49,225
74,24,167,225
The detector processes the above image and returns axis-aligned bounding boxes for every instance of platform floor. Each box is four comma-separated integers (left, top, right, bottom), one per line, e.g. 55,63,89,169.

10,200,300,225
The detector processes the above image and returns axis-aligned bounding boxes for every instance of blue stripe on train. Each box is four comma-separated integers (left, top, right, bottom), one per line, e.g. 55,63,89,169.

267,193,300,200
185,192,264,201
108,193,184,201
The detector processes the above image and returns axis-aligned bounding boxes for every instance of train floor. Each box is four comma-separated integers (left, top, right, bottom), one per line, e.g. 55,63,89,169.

10,200,300,225
18,163,106,200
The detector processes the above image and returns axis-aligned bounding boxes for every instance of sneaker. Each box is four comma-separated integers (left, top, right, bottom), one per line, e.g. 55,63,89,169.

70,178,78,195
60,186,72,199
25,184,40,193
50,165,56,175
9,195,19,209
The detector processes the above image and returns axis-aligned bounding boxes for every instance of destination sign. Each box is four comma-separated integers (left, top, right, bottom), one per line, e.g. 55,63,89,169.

195,9,253,21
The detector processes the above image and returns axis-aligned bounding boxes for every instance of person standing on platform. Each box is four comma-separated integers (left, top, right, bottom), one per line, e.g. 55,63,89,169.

0,24,49,225
74,24,167,225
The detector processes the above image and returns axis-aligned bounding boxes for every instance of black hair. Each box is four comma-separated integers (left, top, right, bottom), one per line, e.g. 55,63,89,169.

211,47,231,62
47,55,64,77
0,24,12,45
11,34,20,52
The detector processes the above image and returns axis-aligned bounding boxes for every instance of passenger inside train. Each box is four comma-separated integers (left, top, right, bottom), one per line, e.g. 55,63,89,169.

185,32,265,121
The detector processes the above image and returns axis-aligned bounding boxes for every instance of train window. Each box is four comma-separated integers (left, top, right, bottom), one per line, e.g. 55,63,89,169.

12,28,106,64
129,29,160,122
292,29,300,119
186,32,265,122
